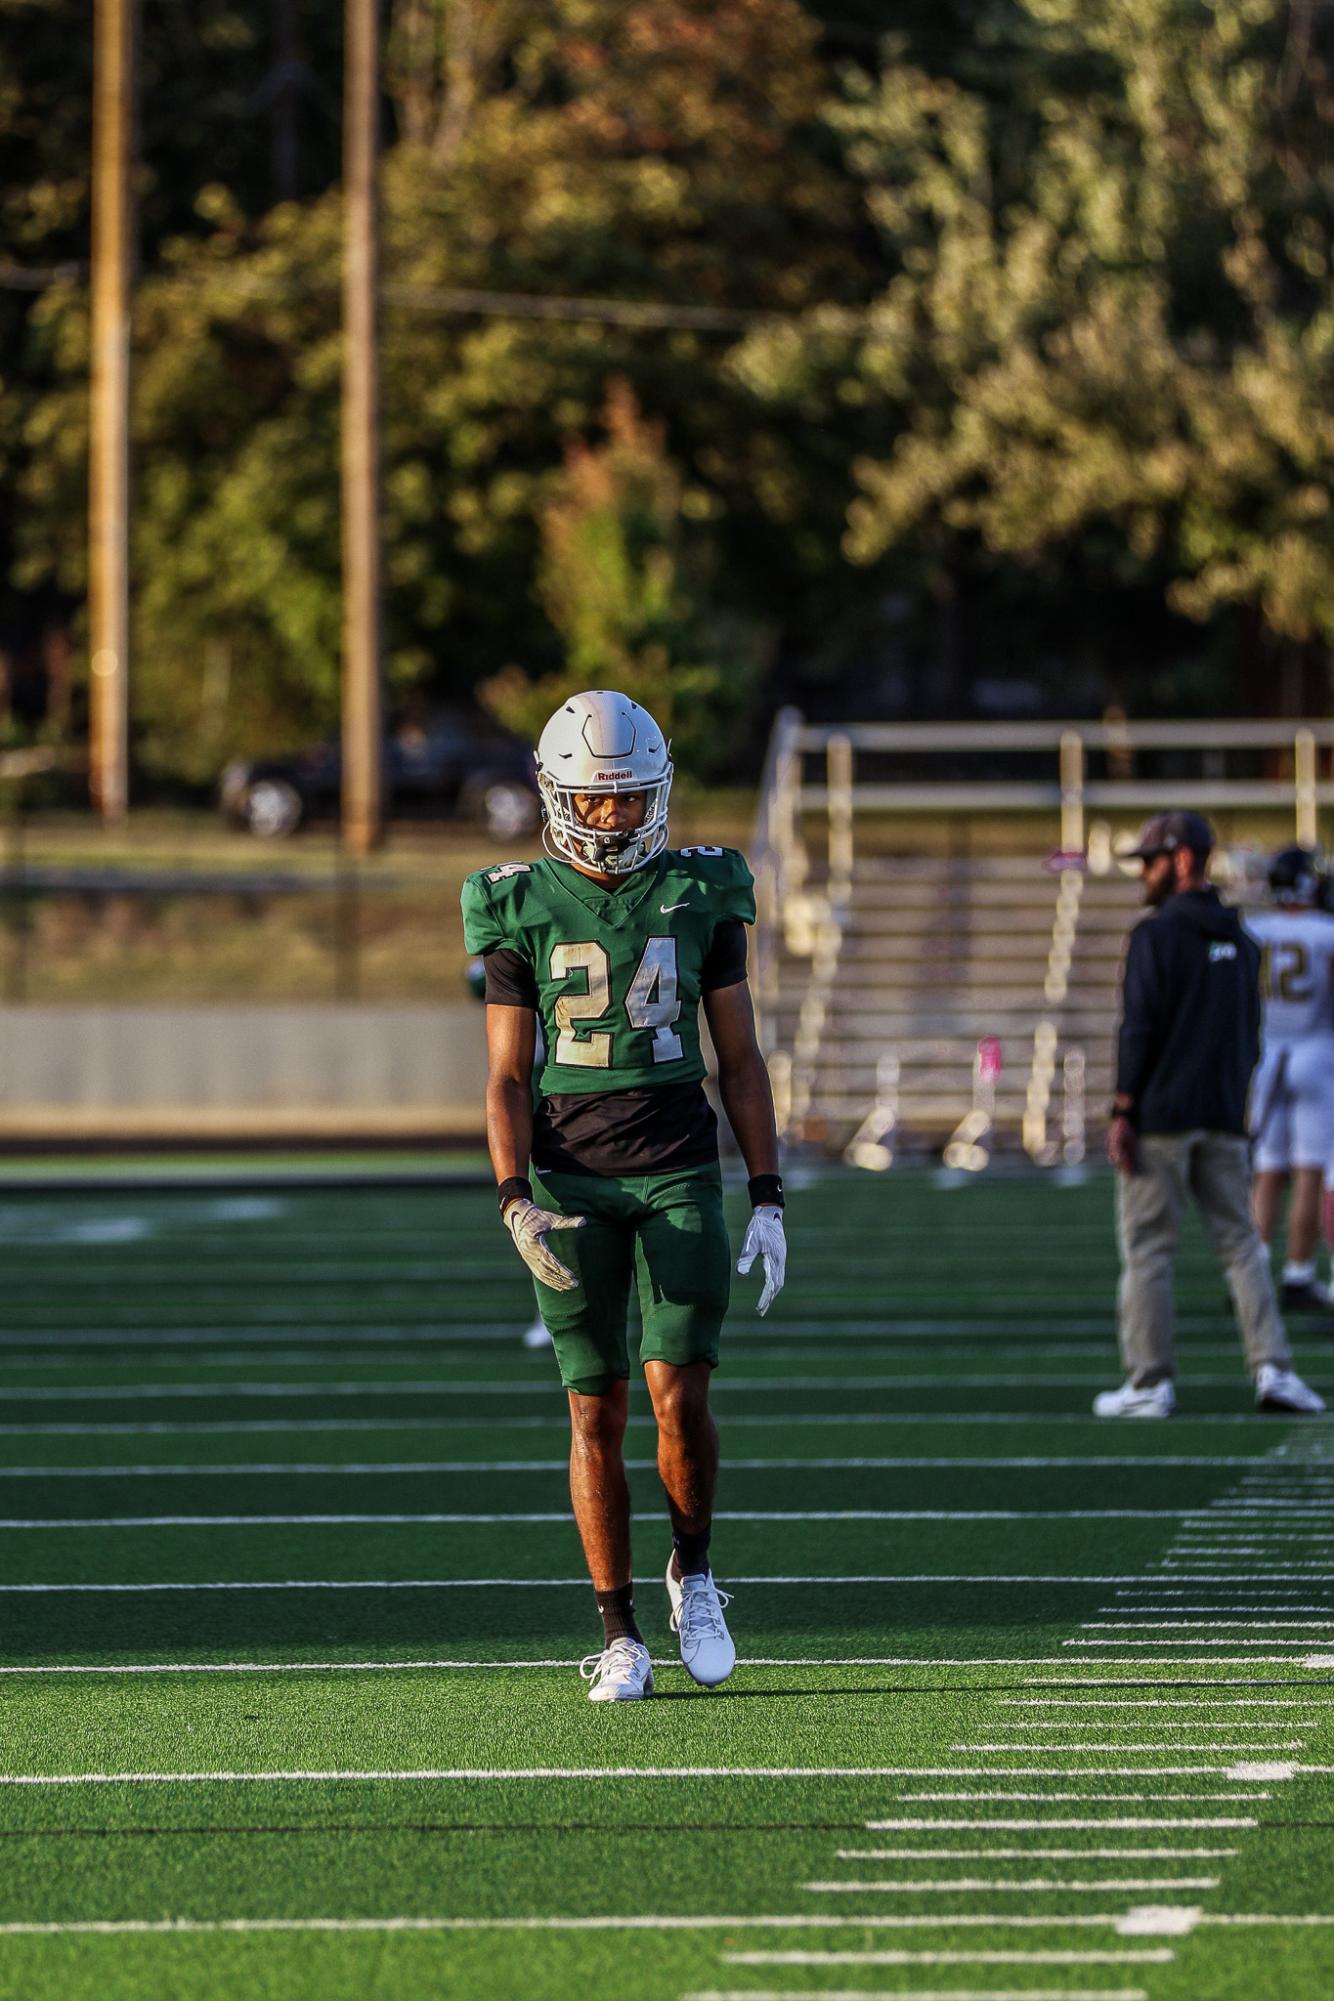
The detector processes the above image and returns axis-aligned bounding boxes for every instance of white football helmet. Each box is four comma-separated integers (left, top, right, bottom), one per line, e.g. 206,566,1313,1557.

535,690,673,875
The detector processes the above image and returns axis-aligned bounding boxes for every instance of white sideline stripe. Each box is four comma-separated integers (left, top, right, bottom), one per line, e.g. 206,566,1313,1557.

0,1455,1264,1476
865,1820,1255,1830
836,1849,1238,1860
0,1509,1216,1527
805,1879,1220,1893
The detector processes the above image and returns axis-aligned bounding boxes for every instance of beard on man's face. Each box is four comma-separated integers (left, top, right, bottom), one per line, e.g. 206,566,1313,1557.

1141,861,1173,907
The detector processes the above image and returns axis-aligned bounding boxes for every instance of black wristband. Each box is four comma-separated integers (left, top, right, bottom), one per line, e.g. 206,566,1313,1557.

748,1173,784,1209
497,1176,533,1215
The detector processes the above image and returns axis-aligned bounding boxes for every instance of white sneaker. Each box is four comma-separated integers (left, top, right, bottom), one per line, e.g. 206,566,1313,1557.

522,1320,553,1350
579,1637,654,1702
1255,1364,1326,1415
665,1561,736,1687
1093,1378,1176,1419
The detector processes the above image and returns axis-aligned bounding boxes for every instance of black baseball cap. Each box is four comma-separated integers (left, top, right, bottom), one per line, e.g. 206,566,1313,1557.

1125,809,1216,861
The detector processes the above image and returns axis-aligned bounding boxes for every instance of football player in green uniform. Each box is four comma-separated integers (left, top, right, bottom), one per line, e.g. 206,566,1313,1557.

461,689,786,1702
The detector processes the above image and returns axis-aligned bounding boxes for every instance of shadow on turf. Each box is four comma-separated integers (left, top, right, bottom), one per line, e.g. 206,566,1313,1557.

0,1579,1101,1664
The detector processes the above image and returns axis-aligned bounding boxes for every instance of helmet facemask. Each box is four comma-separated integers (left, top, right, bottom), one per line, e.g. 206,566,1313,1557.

538,767,673,875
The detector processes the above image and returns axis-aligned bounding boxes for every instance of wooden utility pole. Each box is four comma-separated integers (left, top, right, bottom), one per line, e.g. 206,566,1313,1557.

340,0,384,855
88,0,134,824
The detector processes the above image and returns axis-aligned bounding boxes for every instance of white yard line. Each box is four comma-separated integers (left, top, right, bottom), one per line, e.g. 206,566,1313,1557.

864,1819,1256,1830
0,1915,1173,1938
685,1990,1152,2001
835,1849,1238,1860
0,1373,1282,1397
893,1794,1270,1803
0,1764,1297,1790
2,1574,1321,1592
0,1926,1175,1963
0,1654,1321,1675
804,1878,1220,1893
1081,1621,1334,1630
947,1743,1304,1753
998,1699,1327,1708
0,1413,1296,1435
0,1509,1217,1528
723,1951,1176,1966
0,1455,1269,1477
1064,1639,1329,1649
992,1723,1316,1731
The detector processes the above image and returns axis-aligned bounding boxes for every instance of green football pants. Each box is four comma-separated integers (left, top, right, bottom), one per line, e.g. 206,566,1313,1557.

529,1162,732,1396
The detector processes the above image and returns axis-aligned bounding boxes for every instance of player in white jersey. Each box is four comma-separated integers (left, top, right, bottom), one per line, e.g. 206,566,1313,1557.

1247,847,1334,1312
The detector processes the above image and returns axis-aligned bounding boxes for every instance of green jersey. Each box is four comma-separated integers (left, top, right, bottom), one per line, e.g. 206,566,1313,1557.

461,847,755,1098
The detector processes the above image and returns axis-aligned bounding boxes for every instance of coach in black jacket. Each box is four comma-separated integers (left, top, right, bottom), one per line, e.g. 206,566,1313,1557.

1097,810,1324,1419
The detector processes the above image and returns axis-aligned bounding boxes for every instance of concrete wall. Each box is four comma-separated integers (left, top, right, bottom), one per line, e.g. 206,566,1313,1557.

0,1004,488,1139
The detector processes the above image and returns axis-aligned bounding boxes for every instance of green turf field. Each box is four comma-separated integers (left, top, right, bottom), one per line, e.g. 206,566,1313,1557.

0,1165,1331,2001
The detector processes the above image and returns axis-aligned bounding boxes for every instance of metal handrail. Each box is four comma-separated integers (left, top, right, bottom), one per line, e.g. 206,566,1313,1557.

755,713,1333,883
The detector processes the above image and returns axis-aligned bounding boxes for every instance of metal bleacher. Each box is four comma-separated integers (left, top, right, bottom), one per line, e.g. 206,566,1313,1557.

751,713,1332,1164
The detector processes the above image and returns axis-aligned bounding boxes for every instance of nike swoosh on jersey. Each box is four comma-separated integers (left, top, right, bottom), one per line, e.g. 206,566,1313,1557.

660,901,690,913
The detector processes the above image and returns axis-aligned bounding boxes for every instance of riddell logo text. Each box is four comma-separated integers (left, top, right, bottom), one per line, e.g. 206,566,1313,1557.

593,770,634,780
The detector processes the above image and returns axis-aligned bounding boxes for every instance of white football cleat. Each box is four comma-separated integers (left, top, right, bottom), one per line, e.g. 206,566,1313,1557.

579,1638,654,1702
1093,1378,1176,1419
1255,1364,1326,1415
665,1560,736,1687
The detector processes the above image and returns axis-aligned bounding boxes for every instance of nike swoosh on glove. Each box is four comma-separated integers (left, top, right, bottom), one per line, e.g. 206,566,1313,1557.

504,1199,588,1292
736,1203,786,1315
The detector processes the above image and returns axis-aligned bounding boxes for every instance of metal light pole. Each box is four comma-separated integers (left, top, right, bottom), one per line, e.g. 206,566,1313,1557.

88,0,134,824
340,0,384,855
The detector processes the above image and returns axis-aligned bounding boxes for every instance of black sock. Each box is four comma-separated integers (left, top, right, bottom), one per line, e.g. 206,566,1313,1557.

670,1526,711,1581
595,1584,643,1647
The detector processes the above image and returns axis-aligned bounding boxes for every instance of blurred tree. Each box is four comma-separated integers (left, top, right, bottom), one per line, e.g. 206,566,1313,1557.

4,0,1333,773
791,0,1334,664
480,379,772,773
7,0,850,778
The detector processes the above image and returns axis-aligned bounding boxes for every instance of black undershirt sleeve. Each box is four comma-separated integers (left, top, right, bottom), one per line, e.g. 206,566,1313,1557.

482,945,539,1008
700,918,748,993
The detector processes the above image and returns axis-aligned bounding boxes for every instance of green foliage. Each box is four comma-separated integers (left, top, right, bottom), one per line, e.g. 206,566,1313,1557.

2,0,1333,779
816,0,1334,644
481,380,771,774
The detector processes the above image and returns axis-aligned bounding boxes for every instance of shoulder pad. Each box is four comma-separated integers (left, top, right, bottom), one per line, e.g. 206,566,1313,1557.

460,864,533,953
674,845,756,922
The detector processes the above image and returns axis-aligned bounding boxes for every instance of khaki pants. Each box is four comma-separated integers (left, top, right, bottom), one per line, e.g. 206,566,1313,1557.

1116,1130,1291,1383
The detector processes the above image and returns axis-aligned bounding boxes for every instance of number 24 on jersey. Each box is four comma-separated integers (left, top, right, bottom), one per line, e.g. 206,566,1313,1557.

551,938,683,1068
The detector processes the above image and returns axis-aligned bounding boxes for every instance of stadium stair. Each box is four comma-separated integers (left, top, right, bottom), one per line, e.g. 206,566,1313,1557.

766,855,1142,1157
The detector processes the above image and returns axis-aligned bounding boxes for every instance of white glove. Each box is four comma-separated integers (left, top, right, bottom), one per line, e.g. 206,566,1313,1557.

737,1203,786,1316
504,1199,587,1292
